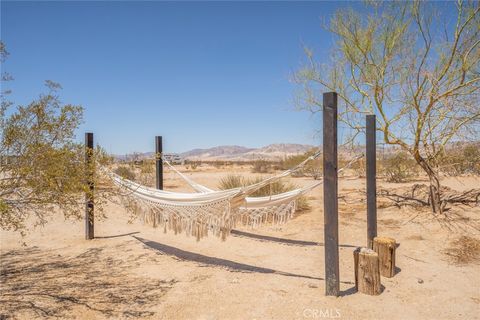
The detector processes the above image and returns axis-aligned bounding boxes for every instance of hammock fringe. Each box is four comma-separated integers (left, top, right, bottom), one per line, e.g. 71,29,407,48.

126,194,298,240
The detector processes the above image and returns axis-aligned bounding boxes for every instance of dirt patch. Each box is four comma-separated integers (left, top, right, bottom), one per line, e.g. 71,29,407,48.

0,244,176,319
406,234,425,241
379,218,401,228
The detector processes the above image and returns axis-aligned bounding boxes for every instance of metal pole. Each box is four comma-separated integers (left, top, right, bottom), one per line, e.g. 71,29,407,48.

323,92,339,296
155,136,163,190
366,115,377,248
85,132,94,240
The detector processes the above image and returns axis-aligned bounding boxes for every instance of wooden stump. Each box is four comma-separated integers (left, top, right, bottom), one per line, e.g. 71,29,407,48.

354,247,381,295
373,237,396,278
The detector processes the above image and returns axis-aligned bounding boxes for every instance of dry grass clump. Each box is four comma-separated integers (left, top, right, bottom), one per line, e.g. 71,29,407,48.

219,174,244,190
443,236,480,265
218,174,311,211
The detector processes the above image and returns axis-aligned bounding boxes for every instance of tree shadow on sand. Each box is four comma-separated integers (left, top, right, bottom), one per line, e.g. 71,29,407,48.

0,243,176,319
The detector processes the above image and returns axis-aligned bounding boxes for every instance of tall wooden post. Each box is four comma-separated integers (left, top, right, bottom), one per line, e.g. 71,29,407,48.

85,132,94,240
323,92,339,296
155,136,163,190
366,115,377,249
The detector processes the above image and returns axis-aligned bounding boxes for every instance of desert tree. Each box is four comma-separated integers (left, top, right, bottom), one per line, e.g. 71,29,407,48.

295,1,480,213
0,42,113,231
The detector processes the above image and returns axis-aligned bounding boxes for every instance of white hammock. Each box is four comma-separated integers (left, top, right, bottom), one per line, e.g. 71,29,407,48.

107,151,323,239
158,153,363,231
161,153,363,207
162,157,321,207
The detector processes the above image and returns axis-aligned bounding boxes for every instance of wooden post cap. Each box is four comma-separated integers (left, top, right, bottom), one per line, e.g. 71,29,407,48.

374,236,396,245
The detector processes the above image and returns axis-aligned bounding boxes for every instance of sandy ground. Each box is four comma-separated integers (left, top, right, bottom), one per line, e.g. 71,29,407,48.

1,165,480,320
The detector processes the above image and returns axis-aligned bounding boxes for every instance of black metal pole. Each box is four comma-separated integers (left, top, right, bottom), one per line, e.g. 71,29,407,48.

323,92,339,296
366,115,377,248
85,132,94,240
155,136,163,190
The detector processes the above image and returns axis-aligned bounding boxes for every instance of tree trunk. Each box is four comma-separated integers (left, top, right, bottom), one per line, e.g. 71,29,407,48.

428,173,442,214
413,152,443,214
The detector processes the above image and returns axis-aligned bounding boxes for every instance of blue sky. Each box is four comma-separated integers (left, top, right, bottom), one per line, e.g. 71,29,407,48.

1,1,356,154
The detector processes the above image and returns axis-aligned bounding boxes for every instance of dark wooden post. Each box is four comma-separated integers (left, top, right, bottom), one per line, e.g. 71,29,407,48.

155,136,163,190
85,132,94,240
366,115,377,249
323,92,339,296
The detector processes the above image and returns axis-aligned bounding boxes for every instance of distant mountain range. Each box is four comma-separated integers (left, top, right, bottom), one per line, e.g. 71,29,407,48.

114,141,480,162
181,143,315,161
115,143,316,161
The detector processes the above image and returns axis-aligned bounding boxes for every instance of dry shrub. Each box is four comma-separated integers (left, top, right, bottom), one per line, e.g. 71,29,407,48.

303,159,322,179
381,152,418,182
443,236,480,265
185,160,200,170
251,159,271,173
122,160,154,187
438,144,480,176
212,161,224,169
350,157,366,178
113,166,136,180
218,175,310,211
278,153,310,170
278,150,320,178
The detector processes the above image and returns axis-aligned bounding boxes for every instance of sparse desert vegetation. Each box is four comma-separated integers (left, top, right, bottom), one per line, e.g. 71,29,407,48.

1,0,480,319
2,161,480,319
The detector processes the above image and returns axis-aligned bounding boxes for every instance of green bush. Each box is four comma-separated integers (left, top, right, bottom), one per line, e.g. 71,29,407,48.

381,152,418,182
218,174,310,211
139,160,154,174
114,166,136,180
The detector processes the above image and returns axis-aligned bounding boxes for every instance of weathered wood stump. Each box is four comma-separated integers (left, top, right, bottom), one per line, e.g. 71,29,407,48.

373,236,396,278
354,247,381,295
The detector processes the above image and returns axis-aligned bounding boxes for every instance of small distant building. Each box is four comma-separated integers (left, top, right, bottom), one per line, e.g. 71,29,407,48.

163,153,183,165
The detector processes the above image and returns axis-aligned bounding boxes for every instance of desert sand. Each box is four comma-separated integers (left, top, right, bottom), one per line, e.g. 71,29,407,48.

1,165,479,320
